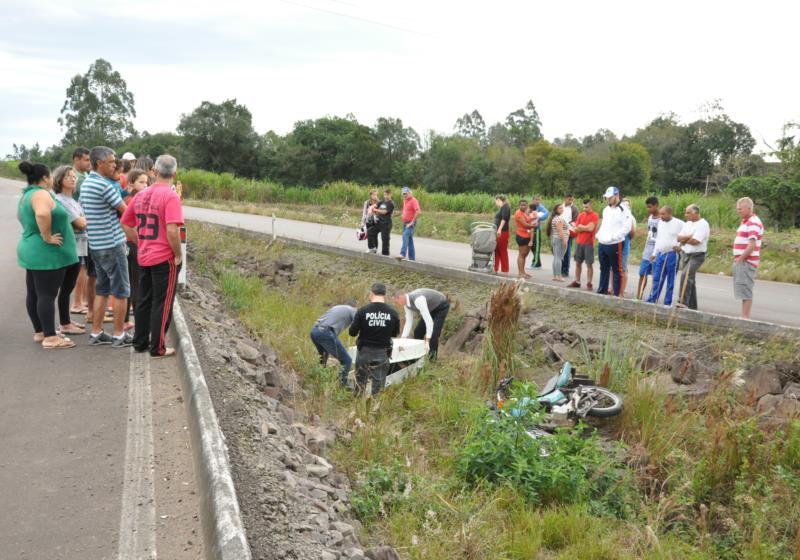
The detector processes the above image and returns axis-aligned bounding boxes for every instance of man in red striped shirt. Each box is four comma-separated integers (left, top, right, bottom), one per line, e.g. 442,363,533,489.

732,197,764,320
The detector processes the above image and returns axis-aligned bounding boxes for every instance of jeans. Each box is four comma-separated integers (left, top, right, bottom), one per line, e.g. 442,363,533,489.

551,238,566,277
648,252,679,306
561,236,572,276
91,243,130,298
412,301,450,359
354,346,391,396
400,222,416,260
134,259,181,356
597,242,623,296
679,252,705,310
309,325,352,384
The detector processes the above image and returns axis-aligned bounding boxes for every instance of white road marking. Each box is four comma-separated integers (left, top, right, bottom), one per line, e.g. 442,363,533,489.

117,349,157,559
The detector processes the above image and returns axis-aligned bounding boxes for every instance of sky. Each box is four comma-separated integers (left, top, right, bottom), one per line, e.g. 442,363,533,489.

1,0,798,158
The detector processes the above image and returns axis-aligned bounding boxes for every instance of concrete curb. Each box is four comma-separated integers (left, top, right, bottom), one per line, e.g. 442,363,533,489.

171,300,252,560
208,223,800,340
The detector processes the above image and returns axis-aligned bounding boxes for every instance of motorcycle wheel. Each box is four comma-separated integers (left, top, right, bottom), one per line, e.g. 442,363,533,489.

584,387,623,418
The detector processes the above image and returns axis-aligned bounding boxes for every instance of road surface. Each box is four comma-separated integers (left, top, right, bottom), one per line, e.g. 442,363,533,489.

0,177,200,559
182,203,800,328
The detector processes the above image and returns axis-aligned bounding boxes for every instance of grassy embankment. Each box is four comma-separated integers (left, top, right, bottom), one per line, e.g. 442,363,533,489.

189,221,800,560
180,170,800,284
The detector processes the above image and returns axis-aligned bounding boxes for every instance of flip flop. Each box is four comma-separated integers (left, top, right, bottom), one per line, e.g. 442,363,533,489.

33,333,44,343
59,325,86,335
42,337,75,349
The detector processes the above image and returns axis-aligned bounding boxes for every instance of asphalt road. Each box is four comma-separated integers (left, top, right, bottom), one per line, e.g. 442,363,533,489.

182,203,800,328
0,177,200,559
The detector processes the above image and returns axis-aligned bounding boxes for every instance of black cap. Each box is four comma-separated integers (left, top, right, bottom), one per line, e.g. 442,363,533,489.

370,283,387,296
583,198,592,205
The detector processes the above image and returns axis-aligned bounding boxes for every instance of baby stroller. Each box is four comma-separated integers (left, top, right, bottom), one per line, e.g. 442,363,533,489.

469,222,497,272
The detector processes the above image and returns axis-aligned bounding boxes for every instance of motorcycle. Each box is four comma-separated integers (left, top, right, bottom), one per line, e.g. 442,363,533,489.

492,362,623,437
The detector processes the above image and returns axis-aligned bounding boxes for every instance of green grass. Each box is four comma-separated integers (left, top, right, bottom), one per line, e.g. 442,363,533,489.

189,222,800,560
0,161,23,180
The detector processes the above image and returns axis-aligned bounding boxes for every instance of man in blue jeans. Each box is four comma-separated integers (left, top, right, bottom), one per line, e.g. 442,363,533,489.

399,186,420,261
309,300,357,386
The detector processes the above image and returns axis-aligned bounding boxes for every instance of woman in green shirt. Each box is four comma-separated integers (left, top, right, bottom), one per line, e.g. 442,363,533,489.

17,161,79,349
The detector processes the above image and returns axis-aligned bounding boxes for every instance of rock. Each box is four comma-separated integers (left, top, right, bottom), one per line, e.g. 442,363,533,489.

260,421,278,436
326,531,344,547
283,470,297,489
783,382,800,399
667,352,699,385
365,546,401,560
344,548,365,560
306,464,331,478
528,321,548,337
756,394,782,415
442,316,481,354
276,257,295,272
641,353,666,372
306,427,336,456
322,551,338,560
775,398,800,418
236,340,261,363
330,521,354,537
744,365,784,400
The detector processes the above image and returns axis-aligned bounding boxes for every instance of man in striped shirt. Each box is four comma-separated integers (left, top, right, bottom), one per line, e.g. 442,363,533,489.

732,197,764,320
79,146,132,347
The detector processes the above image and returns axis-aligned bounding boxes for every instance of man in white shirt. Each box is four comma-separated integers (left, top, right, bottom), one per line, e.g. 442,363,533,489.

393,288,450,359
646,206,685,306
595,186,633,297
676,204,710,310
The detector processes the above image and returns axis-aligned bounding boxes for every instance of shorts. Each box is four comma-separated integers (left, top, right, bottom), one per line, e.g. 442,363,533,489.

733,261,756,300
639,259,653,276
515,235,532,247
80,252,96,277
574,243,594,264
91,244,130,298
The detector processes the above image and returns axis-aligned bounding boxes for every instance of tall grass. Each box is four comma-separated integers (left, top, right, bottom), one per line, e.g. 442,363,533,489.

179,168,743,229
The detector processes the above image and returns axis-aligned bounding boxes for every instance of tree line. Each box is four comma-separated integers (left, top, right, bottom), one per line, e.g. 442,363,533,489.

8,58,800,226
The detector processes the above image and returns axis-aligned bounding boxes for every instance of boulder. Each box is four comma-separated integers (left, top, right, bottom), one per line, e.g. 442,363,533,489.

667,352,699,385
775,398,800,419
744,365,784,400
783,382,800,399
365,546,401,560
756,394,782,415
641,353,666,373
235,340,261,363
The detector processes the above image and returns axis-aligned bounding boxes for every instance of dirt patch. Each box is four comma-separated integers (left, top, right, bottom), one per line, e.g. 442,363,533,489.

179,274,393,560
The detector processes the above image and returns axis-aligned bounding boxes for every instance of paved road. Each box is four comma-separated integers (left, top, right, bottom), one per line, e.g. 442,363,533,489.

182,204,800,328
0,178,200,559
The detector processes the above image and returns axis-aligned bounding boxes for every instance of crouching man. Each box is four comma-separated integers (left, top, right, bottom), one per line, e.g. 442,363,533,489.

349,283,400,396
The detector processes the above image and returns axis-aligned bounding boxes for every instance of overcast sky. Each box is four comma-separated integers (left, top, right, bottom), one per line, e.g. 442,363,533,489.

1,0,798,158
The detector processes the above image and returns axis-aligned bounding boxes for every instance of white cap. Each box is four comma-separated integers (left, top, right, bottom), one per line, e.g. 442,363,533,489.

603,186,620,199
121,152,136,161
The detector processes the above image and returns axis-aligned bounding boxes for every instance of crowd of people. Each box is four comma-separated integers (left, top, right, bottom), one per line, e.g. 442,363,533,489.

16,147,185,353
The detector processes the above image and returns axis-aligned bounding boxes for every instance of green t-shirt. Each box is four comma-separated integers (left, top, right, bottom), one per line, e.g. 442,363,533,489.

17,185,78,270
73,170,86,201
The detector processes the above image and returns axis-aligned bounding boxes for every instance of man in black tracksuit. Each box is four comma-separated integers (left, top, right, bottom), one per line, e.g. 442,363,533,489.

348,283,400,396
375,189,395,256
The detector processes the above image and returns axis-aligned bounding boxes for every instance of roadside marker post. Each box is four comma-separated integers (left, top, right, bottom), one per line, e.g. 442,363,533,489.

179,226,187,286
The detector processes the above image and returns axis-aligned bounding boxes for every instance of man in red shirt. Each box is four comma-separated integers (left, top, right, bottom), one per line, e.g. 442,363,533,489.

568,199,599,290
121,154,184,357
399,186,421,261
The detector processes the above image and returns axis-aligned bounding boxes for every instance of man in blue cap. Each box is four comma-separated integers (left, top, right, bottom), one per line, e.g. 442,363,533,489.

594,186,633,297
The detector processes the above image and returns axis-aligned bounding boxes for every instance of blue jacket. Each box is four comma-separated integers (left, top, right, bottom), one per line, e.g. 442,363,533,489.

535,203,549,230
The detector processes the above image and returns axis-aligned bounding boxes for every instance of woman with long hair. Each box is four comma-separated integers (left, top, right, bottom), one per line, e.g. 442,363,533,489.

513,199,534,278
546,203,568,281
17,161,79,349
493,195,511,274
362,189,380,253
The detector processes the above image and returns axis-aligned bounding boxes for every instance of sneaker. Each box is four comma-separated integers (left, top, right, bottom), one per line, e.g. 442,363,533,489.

586,282,593,290
89,331,113,345
567,281,581,288
112,333,133,348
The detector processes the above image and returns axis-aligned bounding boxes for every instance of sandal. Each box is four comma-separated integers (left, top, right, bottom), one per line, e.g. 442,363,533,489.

43,337,75,350
59,325,86,335
33,332,44,343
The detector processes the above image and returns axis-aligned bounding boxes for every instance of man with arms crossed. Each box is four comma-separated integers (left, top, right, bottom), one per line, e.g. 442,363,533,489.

80,146,131,347
732,197,764,319
121,155,184,357
646,206,684,307
348,283,400,396
568,199,598,290
393,288,450,360
676,204,710,310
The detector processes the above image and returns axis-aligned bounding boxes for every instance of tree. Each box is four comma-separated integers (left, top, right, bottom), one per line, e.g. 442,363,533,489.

422,135,493,193
58,58,136,147
454,110,487,146
177,99,259,176
609,142,651,194
487,143,528,193
373,117,420,183
728,175,800,229
118,132,187,164
7,143,44,161
775,121,800,180
505,100,543,148
523,140,579,195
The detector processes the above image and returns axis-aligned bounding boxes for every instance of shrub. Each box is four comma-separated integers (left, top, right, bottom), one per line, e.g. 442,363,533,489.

350,462,414,523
